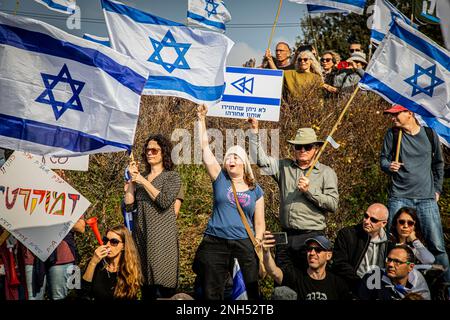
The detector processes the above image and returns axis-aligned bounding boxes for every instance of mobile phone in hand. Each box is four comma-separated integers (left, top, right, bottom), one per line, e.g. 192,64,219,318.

272,232,288,245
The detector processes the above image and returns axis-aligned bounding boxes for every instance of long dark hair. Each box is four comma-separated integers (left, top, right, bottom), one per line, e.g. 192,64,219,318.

389,207,425,245
141,134,174,173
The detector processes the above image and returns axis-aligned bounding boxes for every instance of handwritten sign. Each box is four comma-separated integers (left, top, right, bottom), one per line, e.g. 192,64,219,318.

41,155,89,171
208,67,283,122
0,152,90,261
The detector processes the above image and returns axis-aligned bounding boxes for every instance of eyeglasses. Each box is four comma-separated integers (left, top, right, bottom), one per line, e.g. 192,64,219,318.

102,236,122,246
398,219,415,227
385,257,410,266
146,148,161,155
363,212,384,223
349,48,361,53
298,58,309,63
294,144,315,151
306,246,327,253
320,58,332,63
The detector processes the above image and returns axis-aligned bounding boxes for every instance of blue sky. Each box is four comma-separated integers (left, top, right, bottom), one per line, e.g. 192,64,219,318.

0,0,308,66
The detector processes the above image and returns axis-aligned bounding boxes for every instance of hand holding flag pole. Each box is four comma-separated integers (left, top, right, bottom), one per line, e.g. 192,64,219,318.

395,130,403,162
306,86,360,177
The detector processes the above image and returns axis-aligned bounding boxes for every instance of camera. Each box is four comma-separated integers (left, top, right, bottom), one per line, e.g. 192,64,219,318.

272,232,288,245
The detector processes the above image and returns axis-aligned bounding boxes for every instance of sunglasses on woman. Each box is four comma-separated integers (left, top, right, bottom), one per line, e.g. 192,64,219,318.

102,236,122,246
146,148,161,155
320,58,332,63
398,219,415,227
298,58,309,63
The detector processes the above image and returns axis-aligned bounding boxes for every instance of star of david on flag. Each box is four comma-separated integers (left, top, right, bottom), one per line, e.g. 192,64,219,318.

359,18,450,146
148,30,191,73
36,64,85,120
103,0,233,105
0,12,149,156
187,0,231,33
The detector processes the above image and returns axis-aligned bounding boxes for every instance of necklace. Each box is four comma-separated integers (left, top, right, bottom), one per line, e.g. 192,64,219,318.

102,260,118,278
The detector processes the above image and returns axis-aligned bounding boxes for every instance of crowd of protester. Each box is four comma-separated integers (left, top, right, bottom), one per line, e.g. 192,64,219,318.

0,40,449,302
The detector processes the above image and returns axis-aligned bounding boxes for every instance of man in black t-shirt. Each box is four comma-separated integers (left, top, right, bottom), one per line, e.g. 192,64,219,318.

262,232,351,300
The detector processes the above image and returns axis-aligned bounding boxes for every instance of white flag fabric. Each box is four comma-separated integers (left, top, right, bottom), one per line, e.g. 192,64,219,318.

288,0,367,15
187,0,231,33
437,0,450,50
0,12,149,156
370,0,414,44
359,18,450,146
34,0,76,14
82,33,110,47
231,258,248,300
102,0,234,105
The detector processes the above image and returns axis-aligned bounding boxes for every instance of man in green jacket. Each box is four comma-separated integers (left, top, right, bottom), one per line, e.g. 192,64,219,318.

248,119,339,270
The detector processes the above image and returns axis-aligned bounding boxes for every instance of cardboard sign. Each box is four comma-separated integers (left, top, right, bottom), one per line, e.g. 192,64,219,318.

41,155,89,171
0,152,90,261
208,67,283,122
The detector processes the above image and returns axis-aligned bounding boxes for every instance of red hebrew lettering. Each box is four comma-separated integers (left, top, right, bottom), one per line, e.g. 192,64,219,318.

49,192,66,216
30,190,47,215
67,193,80,216
18,189,32,211
5,187,19,209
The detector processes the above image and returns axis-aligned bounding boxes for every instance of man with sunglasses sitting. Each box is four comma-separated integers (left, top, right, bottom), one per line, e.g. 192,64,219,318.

262,232,351,300
357,244,431,300
248,121,338,271
332,203,389,292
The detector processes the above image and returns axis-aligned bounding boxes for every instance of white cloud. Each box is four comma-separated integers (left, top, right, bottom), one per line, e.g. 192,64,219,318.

226,42,264,67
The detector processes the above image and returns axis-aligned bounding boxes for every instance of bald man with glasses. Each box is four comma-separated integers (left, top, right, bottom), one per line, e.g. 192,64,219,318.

332,203,389,291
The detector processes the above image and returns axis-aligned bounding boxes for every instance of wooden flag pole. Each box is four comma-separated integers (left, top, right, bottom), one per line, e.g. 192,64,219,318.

14,0,19,15
0,230,10,246
306,86,360,177
395,130,403,162
267,0,283,50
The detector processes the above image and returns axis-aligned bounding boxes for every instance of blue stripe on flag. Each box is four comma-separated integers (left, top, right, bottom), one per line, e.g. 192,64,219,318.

370,29,384,43
331,0,365,7
0,113,131,152
145,76,225,101
390,21,450,71
222,94,280,106
226,67,283,77
101,0,184,26
0,23,147,95
307,5,347,13
187,11,226,30
36,0,75,13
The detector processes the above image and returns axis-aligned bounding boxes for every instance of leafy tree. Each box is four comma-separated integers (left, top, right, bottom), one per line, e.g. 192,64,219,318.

296,0,443,59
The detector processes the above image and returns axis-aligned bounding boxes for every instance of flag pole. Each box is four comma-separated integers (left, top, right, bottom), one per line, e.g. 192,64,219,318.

0,230,10,246
307,13,320,54
267,0,283,50
306,86,360,177
368,41,373,61
14,0,19,15
395,130,403,162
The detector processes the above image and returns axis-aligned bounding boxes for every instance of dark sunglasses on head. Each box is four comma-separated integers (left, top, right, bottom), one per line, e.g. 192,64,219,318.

363,212,384,223
298,58,309,63
102,236,122,246
306,246,327,253
320,58,332,63
294,144,315,151
350,48,361,53
398,219,415,227
146,148,161,155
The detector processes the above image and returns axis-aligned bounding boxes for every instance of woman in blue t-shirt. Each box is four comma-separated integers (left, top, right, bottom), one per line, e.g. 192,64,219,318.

193,105,265,300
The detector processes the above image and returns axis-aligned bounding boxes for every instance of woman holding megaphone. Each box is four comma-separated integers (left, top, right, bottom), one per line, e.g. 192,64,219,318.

82,225,142,300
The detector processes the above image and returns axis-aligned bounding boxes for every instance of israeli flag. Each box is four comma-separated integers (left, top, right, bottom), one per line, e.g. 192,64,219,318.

288,0,367,15
102,0,234,105
34,0,76,14
231,258,248,300
187,0,231,33
82,33,110,47
0,12,149,156
370,0,414,44
359,19,450,146
307,4,348,14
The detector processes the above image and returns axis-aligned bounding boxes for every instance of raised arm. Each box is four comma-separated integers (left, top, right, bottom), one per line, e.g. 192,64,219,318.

262,231,284,284
197,104,221,180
